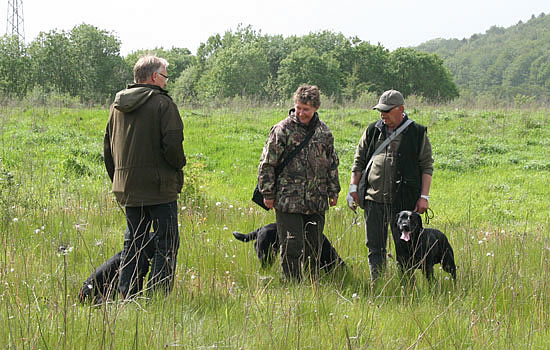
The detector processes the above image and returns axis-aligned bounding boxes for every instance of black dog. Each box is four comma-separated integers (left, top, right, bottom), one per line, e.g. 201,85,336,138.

232,223,345,272
79,235,155,304
395,211,456,281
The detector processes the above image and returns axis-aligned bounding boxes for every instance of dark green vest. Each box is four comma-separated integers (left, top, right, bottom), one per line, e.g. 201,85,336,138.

364,118,426,211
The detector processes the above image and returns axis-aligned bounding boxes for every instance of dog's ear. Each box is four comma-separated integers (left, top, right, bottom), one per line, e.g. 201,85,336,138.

413,212,423,229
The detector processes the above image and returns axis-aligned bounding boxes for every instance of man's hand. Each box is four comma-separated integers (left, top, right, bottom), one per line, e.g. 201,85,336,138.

414,197,429,214
346,184,359,211
263,199,274,209
329,196,338,207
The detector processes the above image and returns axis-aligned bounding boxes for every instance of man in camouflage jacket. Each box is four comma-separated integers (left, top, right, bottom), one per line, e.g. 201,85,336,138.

258,84,340,281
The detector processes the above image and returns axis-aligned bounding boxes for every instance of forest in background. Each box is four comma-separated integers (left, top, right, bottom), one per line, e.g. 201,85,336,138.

1,11,549,105
416,12,550,102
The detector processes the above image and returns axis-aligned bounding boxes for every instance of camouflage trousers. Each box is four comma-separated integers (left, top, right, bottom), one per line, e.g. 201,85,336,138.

275,211,325,282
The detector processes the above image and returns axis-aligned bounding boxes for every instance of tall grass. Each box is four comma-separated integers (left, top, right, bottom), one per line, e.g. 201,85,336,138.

0,103,549,349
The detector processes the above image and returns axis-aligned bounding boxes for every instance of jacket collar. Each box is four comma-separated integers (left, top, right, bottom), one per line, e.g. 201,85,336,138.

376,112,410,137
127,83,169,95
288,108,320,130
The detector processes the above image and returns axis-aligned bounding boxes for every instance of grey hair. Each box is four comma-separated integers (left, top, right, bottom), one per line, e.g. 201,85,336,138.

133,55,169,83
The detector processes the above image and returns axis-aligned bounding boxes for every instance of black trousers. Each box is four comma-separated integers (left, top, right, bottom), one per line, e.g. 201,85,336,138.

363,200,408,280
275,211,325,282
119,201,180,298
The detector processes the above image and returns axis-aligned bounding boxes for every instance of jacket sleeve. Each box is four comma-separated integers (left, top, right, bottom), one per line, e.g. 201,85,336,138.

257,125,286,200
418,130,434,176
103,113,115,182
326,132,341,197
351,128,370,173
159,99,186,170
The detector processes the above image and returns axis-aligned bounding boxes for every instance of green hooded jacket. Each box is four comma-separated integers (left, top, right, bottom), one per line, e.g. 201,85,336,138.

104,84,186,207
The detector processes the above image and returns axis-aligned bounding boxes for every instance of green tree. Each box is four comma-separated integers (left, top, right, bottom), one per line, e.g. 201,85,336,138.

26,24,127,102
0,35,29,97
388,48,458,101
196,43,270,99
27,29,76,95
276,47,341,98
70,24,128,101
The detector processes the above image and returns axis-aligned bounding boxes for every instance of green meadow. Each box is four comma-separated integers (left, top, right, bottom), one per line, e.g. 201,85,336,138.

0,103,549,349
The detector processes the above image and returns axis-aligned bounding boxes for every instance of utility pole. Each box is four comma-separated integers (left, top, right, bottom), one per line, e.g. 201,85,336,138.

6,0,25,42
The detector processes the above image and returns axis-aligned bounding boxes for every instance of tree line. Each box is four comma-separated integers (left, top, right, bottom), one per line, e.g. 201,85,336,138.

1,24,459,104
416,12,550,101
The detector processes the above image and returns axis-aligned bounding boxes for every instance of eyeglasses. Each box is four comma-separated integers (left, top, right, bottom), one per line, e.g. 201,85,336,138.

157,72,169,81
378,107,394,113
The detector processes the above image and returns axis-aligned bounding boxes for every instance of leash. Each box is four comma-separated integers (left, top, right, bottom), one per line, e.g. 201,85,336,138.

423,208,434,225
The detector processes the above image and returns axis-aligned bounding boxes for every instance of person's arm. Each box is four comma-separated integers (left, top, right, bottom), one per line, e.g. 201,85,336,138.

347,171,362,209
258,126,284,208
415,131,434,214
160,100,186,169
347,129,369,210
103,114,115,182
414,173,432,214
327,132,340,207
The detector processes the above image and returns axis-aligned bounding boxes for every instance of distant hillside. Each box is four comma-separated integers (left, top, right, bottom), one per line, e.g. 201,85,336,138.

416,12,550,100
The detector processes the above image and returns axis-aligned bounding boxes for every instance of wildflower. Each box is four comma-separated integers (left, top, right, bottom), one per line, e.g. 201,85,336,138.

12,218,18,223
223,226,228,231
229,204,234,209
352,293,359,300
216,202,221,206
58,245,73,256
34,229,41,234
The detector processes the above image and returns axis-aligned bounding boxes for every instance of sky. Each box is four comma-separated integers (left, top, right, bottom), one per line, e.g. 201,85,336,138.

3,0,549,56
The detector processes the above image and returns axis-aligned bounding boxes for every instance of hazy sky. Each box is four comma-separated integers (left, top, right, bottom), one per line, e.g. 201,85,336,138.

4,0,549,55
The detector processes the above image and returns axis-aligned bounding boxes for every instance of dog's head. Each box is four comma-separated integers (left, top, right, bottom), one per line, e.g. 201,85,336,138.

396,210,423,242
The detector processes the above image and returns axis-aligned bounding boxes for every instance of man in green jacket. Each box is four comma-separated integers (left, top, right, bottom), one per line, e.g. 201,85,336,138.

104,55,186,298
347,89,433,281
258,84,340,282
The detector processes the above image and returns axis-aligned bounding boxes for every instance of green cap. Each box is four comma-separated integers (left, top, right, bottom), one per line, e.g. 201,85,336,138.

373,89,405,111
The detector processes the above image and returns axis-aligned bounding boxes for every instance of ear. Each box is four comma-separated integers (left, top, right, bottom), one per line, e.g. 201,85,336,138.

413,212,423,228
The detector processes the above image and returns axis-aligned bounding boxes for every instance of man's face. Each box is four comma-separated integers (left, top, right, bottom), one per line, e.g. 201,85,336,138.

379,105,403,129
153,67,168,89
294,101,318,125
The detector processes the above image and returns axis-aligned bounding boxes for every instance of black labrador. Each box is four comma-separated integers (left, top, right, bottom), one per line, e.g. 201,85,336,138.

232,223,345,272
395,211,456,281
79,234,155,304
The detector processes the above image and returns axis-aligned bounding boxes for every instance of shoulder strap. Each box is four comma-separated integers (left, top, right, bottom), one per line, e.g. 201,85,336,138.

275,127,316,176
365,119,413,171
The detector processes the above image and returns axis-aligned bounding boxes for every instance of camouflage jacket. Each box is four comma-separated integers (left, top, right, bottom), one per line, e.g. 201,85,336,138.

258,109,340,214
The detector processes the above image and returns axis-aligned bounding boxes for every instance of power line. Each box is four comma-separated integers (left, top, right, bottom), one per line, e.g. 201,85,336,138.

6,0,25,42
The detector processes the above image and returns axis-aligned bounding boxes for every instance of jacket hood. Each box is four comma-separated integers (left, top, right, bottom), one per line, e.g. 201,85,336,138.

113,84,166,113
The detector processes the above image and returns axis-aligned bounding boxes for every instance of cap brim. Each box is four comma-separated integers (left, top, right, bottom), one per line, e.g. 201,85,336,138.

372,103,394,110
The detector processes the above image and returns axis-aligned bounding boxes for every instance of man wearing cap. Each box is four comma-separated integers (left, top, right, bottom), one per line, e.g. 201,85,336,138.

346,89,433,281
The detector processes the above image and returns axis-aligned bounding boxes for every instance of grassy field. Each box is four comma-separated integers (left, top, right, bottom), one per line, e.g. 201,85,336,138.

0,103,549,349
